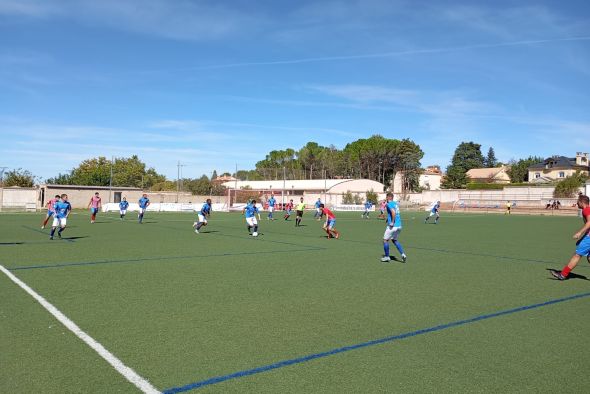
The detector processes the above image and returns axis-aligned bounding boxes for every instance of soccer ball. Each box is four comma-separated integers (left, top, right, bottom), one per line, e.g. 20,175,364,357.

252,232,258,237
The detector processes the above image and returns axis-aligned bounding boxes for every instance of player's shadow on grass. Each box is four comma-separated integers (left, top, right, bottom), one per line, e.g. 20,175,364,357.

546,268,589,281
200,230,220,234
62,236,88,241
0,242,24,245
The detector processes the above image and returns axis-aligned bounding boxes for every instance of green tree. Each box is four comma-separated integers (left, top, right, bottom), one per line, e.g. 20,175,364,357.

47,156,166,188
69,157,111,186
395,138,423,192
298,142,325,179
255,148,302,180
235,169,264,181
441,142,485,189
317,145,344,179
485,147,498,168
151,180,176,191
237,135,423,186
185,175,213,195
46,173,72,184
3,168,36,187
342,135,422,188
554,171,588,198
506,156,544,183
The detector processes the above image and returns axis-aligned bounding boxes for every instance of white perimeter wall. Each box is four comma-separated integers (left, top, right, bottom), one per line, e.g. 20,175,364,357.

1,187,37,210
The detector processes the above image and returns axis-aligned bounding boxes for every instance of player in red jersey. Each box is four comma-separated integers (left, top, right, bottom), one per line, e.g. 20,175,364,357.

320,204,339,239
550,195,590,280
284,199,294,220
41,194,61,229
87,192,102,223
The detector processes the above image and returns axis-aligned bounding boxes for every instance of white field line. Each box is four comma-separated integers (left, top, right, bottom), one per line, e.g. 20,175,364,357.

0,265,160,394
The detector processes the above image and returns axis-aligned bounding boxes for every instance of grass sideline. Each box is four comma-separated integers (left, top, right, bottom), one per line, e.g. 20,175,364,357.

1,210,590,393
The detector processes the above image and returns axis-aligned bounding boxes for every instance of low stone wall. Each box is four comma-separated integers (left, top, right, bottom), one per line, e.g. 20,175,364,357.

0,187,37,211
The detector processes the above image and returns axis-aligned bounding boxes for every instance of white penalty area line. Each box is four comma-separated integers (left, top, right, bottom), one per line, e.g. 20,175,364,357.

0,265,160,394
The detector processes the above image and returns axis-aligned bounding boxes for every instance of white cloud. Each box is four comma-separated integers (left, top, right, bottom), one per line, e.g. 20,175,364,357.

308,84,498,116
0,0,59,17
0,0,264,41
436,4,572,40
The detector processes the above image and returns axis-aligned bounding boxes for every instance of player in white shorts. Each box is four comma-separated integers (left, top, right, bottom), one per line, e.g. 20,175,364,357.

50,194,71,240
119,197,129,220
267,195,276,220
424,200,440,224
243,199,261,236
381,192,407,263
193,199,212,233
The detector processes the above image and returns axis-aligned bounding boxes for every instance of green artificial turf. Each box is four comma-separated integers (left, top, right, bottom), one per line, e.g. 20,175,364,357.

1,210,589,393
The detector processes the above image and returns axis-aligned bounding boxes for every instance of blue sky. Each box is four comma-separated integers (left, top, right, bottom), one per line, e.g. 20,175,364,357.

1,0,589,181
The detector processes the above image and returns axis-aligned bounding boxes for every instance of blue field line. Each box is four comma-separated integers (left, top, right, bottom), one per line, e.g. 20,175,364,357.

21,225,75,243
8,247,324,271
163,291,590,393
406,245,560,265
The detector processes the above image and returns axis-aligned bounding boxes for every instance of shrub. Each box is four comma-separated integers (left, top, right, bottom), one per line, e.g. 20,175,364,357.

554,171,587,198
342,190,364,204
342,190,355,204
366,189,378,203
466,183,505,190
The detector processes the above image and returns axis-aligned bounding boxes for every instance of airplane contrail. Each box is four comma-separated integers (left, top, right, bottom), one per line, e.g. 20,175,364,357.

181,36,590,71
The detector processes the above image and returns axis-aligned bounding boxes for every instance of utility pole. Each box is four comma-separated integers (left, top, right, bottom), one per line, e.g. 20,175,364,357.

109,156,114,203
0,167,7,212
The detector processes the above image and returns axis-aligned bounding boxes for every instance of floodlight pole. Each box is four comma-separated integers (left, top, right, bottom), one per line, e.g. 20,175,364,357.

176,161,187,203
0,167,7,212
324,169,327,205
282,166,286,206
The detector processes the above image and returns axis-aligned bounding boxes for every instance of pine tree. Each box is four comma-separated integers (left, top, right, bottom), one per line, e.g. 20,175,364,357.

485,147,498,168
441,142,485,188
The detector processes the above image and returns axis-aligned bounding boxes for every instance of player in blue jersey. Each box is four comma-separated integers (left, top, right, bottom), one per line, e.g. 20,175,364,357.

242,199,261,236
314,198,323,220
193,199,212,233
138,194,150,224
381,193,407,263
119,197,129,220
362,200,373,219
50,194,71,240
424,200,440,224
267,194,276,220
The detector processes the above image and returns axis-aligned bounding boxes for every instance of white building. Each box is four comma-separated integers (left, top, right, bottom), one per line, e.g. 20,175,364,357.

392,170,443,192
222,178,386,207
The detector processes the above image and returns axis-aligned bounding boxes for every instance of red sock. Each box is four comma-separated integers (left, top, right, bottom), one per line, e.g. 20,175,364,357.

561,266,572,277
91,214,96,220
